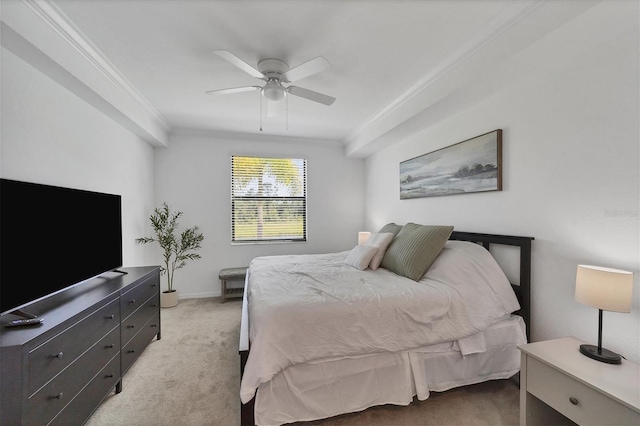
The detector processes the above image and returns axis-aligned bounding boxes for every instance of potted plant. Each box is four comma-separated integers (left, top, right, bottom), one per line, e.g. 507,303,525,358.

136,202,204,308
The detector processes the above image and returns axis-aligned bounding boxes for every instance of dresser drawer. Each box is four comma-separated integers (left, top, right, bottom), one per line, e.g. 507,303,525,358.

28,297,120,394
527,357,640,425
49,355,120,426
122,312,160,374
121,275,159,320
28,327,120,425
121,293,159,345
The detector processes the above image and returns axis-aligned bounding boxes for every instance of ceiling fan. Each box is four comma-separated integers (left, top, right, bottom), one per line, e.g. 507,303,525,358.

206,50,336,118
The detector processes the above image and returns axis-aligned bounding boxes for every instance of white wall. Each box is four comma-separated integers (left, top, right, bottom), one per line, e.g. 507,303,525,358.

151,130,365,298
364,7,639,362
1,47,156,268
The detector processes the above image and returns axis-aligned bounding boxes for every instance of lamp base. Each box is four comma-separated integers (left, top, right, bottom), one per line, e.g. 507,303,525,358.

579,344,622,364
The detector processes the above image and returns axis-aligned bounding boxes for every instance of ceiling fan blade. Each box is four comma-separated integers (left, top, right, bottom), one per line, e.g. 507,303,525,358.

214,50,263,79
205,86,261,96
283,56,330,82
287,86,335,106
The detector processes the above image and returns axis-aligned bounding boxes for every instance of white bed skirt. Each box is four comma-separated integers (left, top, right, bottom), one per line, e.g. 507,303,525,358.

254,315,526,426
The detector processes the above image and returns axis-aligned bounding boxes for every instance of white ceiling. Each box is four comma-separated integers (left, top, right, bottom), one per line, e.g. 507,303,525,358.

4,0,600,155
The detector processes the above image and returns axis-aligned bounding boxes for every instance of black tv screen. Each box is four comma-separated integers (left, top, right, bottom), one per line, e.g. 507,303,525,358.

0,179,123,316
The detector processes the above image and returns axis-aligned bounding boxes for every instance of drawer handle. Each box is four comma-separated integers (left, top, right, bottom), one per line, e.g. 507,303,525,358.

129,299,136,304
128,349,136,354
151,283,158,287
51,392,63,400
151,304,158,307
151,324,158,328
569,397,579,406
52,352,64,359
106,314,115,319
106,344,115,349
127,325,135,329
105,373,114,378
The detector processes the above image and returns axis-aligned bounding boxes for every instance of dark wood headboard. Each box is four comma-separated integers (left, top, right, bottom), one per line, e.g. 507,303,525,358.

449,231,534,340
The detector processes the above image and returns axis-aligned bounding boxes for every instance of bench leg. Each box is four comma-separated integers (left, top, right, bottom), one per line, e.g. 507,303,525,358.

221,279,226,303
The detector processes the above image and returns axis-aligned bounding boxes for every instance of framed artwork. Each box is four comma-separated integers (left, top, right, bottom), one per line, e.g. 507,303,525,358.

400,129,502,199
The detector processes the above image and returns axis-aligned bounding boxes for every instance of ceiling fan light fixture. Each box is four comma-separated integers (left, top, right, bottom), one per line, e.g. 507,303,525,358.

262,82,285,102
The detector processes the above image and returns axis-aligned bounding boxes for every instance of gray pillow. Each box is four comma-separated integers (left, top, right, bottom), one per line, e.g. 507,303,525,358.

380,223,454,281
378,222,403,237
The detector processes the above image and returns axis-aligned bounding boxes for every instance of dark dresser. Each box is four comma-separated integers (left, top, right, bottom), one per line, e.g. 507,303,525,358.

0,266,160,425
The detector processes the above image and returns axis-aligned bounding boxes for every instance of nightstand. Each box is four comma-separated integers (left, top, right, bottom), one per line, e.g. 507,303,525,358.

518,337,640,425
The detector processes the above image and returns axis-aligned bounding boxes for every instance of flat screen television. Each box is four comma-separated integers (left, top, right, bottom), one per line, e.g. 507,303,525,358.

0,178,123,316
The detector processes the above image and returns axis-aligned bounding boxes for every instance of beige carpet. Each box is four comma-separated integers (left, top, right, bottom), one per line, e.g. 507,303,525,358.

86,298,520,426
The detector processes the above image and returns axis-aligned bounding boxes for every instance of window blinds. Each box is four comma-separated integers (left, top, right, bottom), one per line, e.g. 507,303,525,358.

231,156,307,243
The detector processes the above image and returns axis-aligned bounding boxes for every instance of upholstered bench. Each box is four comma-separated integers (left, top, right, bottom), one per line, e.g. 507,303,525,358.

218,267,248,303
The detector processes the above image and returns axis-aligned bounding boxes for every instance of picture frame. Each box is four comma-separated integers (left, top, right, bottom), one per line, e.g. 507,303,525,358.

400,129,502,199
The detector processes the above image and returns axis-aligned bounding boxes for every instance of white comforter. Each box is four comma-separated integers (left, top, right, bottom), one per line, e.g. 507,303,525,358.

240,241,520,403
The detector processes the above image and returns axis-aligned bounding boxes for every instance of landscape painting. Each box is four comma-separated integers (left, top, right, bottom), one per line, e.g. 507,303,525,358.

400,129,502,199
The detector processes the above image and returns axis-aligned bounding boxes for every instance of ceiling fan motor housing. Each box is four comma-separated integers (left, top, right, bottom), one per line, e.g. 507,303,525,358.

258,59,289,101
258,58,289,80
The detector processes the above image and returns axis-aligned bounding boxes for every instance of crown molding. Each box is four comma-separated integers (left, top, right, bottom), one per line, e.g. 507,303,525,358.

170,127,344,148
20,0,171,132
344,0,543,150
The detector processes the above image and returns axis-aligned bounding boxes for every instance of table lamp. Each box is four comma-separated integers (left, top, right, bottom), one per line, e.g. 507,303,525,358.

575,264,633,364
358,231,371,245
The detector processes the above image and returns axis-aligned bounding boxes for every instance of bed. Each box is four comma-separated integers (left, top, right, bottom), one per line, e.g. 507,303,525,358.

239,228,534,426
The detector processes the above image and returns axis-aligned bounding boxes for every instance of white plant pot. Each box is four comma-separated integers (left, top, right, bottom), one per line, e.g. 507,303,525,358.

161,290,179,308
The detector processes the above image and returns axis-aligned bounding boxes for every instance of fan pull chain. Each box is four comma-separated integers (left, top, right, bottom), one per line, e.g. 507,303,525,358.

286,92,289,131
259,92,263,131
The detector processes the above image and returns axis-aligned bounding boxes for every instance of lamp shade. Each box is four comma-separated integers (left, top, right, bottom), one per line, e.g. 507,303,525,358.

575,265,633,313
358,232,371,245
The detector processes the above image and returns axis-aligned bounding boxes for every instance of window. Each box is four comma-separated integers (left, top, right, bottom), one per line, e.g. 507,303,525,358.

231,156,307,243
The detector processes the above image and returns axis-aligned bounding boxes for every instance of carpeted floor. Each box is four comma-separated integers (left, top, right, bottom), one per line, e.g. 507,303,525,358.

86,298,520,426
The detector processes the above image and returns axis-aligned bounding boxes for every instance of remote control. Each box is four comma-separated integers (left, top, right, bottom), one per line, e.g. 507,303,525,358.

5,318,44,327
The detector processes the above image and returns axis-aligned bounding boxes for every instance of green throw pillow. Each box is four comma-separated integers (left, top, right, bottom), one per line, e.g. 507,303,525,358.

380,223,454,281
378,222,403,237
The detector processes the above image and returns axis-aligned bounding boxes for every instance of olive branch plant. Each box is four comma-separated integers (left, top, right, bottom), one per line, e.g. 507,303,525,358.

136,202,204,293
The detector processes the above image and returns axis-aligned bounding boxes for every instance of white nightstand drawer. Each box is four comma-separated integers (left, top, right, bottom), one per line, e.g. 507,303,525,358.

527,357,639,425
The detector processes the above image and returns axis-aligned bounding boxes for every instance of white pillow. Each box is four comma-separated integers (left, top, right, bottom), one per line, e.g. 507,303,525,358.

425,241,521,314
363,232,394,270
344,245,378,271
